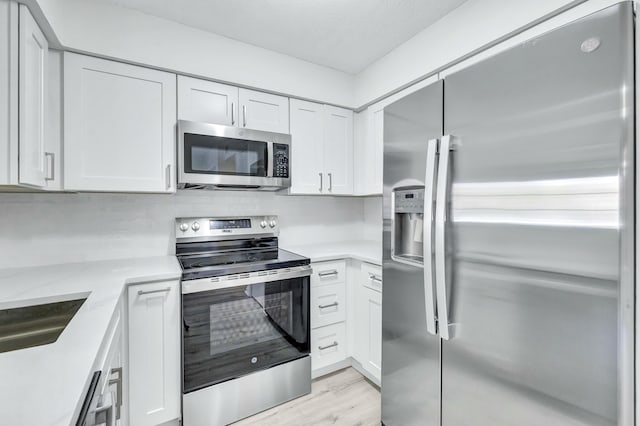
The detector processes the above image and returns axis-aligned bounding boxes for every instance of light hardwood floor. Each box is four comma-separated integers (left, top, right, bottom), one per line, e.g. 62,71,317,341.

232,368,381,426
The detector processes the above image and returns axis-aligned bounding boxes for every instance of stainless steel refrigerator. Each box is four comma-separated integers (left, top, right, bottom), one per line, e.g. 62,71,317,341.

381,3,634,425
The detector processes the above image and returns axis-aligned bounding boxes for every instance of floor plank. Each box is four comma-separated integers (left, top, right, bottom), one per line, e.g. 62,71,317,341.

232,368,381,426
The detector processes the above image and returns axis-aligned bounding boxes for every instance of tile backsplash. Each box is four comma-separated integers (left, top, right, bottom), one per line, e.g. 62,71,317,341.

0,190,370,269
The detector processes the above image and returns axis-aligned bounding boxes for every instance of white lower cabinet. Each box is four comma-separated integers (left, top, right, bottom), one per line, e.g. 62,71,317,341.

311,322,347,371
311,282,346,328
310,260,348,375
127,280,181,426
354,263,382,383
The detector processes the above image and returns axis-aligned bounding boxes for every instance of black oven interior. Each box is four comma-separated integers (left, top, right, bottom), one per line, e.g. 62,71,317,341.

182,276,310,393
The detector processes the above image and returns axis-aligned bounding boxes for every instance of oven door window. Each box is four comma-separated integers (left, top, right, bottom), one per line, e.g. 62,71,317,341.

184,133,268,176
182,277,310,393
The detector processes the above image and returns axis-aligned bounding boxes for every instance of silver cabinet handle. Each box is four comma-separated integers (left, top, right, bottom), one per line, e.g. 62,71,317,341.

165,164,171,191
94,390,115,426
138,287,171,296
44,152,54,181
319,172,323,192
435,134,455,340
328,172,332,191
318,341,338,351
242,105,247,127
368,273,382,283
318,302,339,309
318,270,338,277
231,102,235,125
423,138,439,336
108,367,122,420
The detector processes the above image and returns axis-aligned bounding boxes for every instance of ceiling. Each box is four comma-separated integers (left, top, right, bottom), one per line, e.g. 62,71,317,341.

98,0,468,74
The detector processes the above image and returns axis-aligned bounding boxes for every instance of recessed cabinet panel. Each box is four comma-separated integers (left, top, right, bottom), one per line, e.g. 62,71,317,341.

64,53,176,192
311,282,346,328
323,105,353,195
311,322,347,371
290,99,324,194
178,76,238,126
311,260,346,287
366,289,382,378
128,280,181,426
18,4,47,188
239,88,289,133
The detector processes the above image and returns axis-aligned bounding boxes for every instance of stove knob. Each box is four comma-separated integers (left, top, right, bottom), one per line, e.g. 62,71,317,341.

260,220,267,229
269,220,277,228
179,223,189,232
191,222,200,231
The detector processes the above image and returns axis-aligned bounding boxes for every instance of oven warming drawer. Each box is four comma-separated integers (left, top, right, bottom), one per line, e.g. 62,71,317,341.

182,356,311,426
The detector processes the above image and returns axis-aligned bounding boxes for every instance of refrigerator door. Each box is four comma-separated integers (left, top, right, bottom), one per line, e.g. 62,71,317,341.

382,81,443,426
441,3,634,426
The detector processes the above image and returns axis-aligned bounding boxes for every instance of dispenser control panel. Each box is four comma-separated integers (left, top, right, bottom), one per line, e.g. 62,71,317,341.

393,188,425,213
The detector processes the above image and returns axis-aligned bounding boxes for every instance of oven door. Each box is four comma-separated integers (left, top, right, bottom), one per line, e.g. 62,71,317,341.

182,268,310,393
178,120,291,189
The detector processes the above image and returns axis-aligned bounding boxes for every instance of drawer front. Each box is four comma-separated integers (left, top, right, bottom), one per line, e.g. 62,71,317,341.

311,322,347,371
311,260,346,287
361,263,382,292
311,282,346,328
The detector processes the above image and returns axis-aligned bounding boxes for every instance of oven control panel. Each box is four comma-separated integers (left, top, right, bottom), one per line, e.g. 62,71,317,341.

176,216,279,239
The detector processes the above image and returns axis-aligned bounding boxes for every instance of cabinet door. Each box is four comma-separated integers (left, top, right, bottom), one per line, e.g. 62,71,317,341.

289,99,324,194
177,76,238,126
64,53,176,193
363,287,382,380
128,280,181,426
239,88,289,133
323,105,353,195
44,50,62,191
18,4,47,188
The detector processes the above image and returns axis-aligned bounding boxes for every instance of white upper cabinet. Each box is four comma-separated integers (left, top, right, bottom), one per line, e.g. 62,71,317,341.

289,101,353,195
239,88,289,133
177,78,289,133
0,2,52,190
64,53,177,193
354,105,383,195
18,4,47,188
290,99,324,194
177,76,238,126
323,105,353,195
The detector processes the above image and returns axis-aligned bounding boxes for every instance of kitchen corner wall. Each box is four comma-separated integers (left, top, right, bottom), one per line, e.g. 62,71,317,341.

0,191,367,269
363,196,383,244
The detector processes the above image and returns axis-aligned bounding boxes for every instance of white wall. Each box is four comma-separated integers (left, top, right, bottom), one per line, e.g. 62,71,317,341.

363,196,382,244
354,0,585,106
29,0,355,107
0,191,365,269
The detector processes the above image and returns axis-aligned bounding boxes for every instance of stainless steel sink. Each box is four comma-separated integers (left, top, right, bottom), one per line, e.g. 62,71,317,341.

0,298,86,353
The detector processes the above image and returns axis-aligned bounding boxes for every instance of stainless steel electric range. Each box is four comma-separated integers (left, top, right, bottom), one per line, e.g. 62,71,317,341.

176,216,311,426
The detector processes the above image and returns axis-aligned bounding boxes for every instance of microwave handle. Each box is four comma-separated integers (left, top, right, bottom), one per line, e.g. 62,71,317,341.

267,142,274,177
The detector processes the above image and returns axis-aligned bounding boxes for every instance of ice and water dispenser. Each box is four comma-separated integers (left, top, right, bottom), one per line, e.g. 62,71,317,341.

391,186,425,265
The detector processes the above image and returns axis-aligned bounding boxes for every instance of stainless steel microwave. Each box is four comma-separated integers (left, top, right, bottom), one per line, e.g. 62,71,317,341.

178,120,291,191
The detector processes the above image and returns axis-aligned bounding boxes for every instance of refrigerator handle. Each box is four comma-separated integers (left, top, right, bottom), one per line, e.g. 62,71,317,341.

423,138,439,336
435,134,455,340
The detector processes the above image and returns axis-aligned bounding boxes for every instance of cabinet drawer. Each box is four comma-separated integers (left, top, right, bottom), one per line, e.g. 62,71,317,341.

311,282,346,328
361,263,382,293
311,322,347,371
311,260,346,287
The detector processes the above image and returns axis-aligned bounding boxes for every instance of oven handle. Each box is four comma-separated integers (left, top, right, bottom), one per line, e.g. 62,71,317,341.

181,266,313,294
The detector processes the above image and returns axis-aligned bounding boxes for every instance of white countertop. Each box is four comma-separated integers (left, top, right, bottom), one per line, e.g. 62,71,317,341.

284,240,382,266
0,256,182,426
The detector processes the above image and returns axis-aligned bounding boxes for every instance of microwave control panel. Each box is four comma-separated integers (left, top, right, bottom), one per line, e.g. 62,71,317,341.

273,143,289,178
